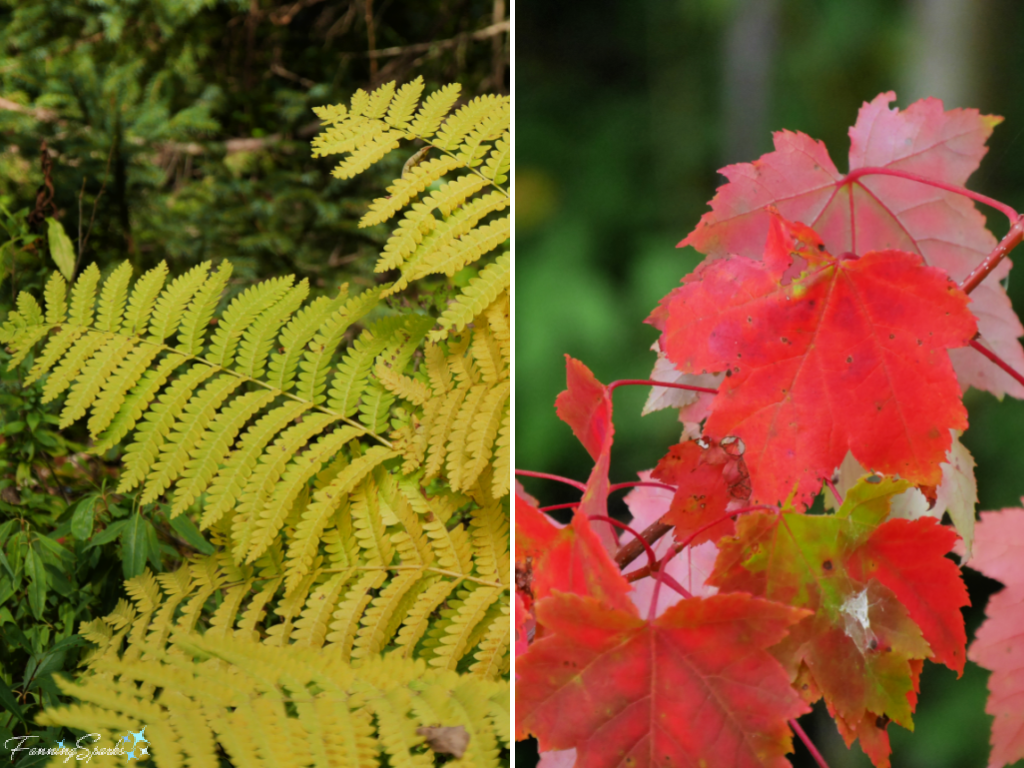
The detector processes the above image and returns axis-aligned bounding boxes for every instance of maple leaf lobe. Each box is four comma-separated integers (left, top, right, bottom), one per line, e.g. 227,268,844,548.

516,592,810,768
658,213,975,506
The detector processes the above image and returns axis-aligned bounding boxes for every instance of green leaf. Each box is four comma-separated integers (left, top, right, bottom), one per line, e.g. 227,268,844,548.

169,512,215,555
84,519,127,549
70,496,98,540
122,514,148,579
45,217,76,282
0,547,14,580
24,544,47,620
0,675,27,726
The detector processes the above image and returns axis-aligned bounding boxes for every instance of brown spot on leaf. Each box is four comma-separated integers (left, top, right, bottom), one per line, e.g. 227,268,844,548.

417,726,470,758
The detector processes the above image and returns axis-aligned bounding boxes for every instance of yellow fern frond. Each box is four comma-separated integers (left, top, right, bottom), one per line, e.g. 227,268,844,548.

432,255,511,340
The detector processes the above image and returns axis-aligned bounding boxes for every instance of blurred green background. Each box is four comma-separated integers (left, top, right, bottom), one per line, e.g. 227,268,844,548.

516,1,1024,766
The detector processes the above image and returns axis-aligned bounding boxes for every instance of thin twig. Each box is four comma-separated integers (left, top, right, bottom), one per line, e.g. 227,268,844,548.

823,476,843,507
790,718,830,768
615,521,673,571
365,0,377,81
514,469,587,492
608,378,719,395
361,20,510,59
622,506,778,580
607,480,677,494
491,0,507,92
969,337,1024,391
960,214,1024,295
77,141,115,276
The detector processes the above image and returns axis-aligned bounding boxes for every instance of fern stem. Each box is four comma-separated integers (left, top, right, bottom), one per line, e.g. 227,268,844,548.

225,565,507,591
844,167,1018,224
403,129,509,200
70,331,395,450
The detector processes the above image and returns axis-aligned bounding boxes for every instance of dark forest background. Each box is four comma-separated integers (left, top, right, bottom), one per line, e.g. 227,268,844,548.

516,1,1024,767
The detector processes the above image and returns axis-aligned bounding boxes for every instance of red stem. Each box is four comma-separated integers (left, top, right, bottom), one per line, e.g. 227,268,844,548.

823,476,843,507
608,480,677,494
589,515,659,575
538,503,578,513
960,215,1024,295
969,338,1024,391
591,515,693,620
790,718,830,768
514,469,587,492
623,505,778,582
609,378,719,395
616,521,674,571
674,505,777,551
844,167,1019,224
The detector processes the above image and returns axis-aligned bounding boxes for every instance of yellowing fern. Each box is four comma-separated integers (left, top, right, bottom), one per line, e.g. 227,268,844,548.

6,78,512,767
37,633,509,767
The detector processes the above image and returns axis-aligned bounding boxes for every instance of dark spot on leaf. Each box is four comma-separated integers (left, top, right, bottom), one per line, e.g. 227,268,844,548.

867,475,882,484
822,560,833,571
781,337,789,344
876,715,890,729
847,356,853,363
889,334,895,340
725,370,732,377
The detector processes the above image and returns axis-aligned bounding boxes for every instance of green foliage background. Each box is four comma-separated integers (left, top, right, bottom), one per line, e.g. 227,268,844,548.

517,2,1024,767
0,0,507,757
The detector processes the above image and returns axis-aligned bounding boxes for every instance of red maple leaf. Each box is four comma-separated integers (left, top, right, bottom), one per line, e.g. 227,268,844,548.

966,507,1024,767
553,355,618,552
651,438,749,546
515,493,634,614
653,211,976,506
516,591,810,768
680,92,1024,398
709,477,968,767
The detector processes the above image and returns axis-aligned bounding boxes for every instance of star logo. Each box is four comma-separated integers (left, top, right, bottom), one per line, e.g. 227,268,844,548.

123,725,149,762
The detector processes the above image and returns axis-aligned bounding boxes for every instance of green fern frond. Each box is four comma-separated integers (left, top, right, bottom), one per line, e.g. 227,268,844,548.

207,275,295,367
175,260,232,355
95,261,133,333
43,271,67,325
69,262,101,326
147,262,212,342
123,261,169,336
